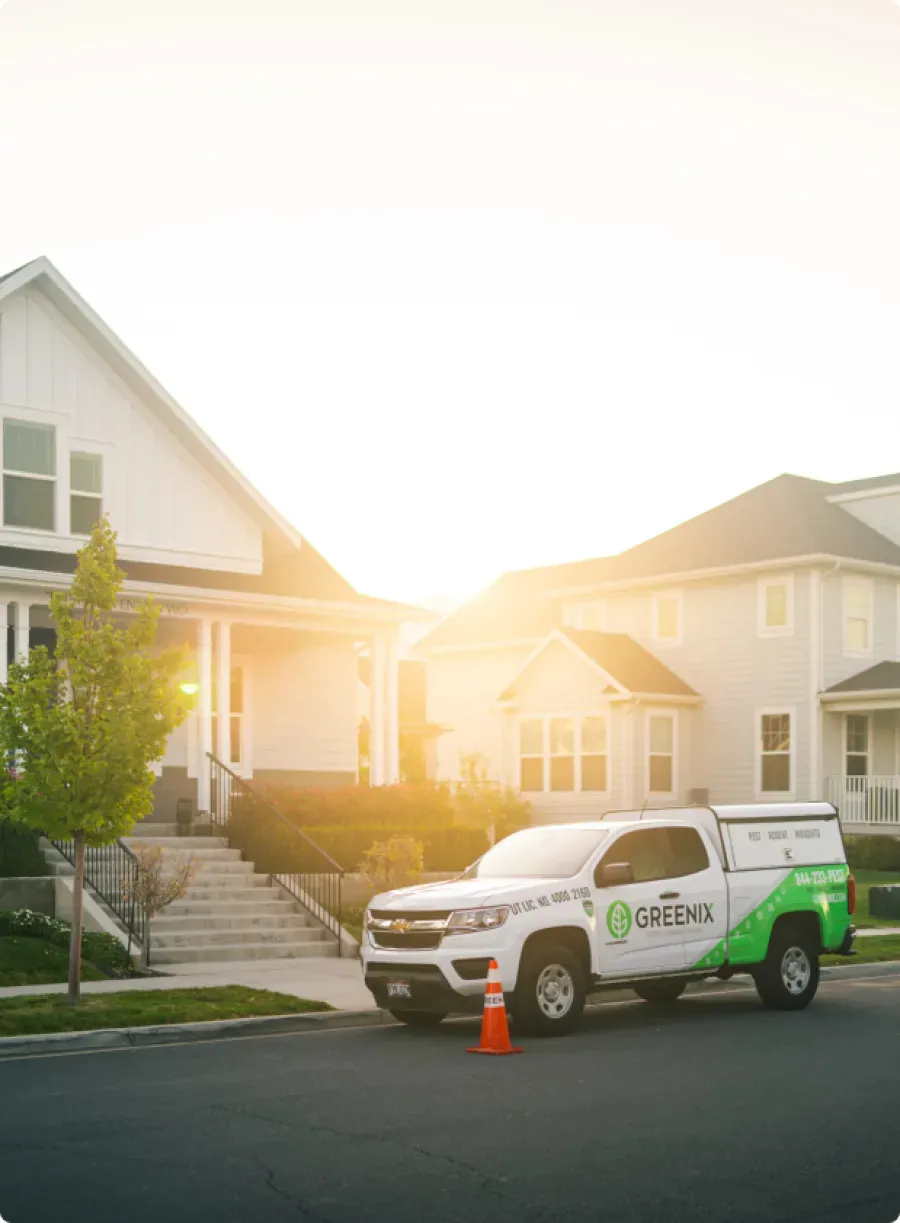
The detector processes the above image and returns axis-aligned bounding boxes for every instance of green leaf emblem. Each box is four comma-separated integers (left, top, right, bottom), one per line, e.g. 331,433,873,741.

582,900,595,918
606,900,632,940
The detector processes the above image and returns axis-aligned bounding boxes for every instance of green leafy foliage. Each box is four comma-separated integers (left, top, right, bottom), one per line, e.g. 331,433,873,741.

359,835,424,893
0,820,47,877
0,520,193,846
0,909,128,976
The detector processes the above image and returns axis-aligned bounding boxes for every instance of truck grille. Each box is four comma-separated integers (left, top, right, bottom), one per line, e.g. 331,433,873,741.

367,909,450,951
370,931,442,950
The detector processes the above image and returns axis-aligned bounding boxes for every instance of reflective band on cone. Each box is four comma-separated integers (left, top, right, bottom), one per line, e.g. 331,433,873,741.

467,959,523,1055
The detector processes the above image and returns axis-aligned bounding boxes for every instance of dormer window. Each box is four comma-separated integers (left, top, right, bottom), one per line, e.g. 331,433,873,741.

70,452,103,535
3,419,56,530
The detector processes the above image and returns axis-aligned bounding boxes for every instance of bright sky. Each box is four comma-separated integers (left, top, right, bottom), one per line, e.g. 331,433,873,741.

1,1,900,611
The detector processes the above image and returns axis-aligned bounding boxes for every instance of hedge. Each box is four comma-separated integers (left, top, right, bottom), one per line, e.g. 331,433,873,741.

844,835,900,872
253,783,459,830
0,822,47,878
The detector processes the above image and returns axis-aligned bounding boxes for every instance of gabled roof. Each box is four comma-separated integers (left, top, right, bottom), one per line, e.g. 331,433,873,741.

0,257,424,614
498,628,699,703
824,662,900,695
419,473,900,652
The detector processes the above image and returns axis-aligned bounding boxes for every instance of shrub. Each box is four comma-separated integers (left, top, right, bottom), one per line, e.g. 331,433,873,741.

0,909,128,975
0,820,47,877
253,782,459,830
359,835,424,893
844,835,900,872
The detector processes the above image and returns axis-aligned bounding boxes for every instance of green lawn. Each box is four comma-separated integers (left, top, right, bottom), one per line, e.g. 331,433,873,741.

0,937,107,987
0,986,333,1038
851,869,900,929
823,934,900,966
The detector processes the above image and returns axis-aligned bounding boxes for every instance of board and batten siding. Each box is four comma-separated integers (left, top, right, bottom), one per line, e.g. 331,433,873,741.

252,639,359,780
427,645,534,784
598,573,813,803
0,289,262,572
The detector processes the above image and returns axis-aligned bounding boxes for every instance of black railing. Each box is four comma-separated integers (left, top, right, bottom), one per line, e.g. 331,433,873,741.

208,754,344,953
50,837,145,968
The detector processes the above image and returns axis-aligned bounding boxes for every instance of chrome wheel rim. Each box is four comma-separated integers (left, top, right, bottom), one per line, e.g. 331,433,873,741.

536,964,575,1019
780,946,811,995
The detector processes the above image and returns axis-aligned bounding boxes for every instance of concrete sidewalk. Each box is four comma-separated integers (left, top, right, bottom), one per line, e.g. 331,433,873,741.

0,955,375,1011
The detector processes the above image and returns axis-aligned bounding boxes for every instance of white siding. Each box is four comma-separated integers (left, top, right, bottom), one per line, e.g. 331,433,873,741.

822,570,900,690
0,289,262,572
252,640,359,775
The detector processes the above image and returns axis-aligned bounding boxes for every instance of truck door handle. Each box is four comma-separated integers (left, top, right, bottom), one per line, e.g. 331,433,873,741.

659,891,680,900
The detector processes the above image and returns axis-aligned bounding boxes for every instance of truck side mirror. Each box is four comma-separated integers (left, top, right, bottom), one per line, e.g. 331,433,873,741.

597,861,635,888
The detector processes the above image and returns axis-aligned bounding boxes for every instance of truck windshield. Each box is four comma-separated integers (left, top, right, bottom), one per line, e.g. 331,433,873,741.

462,828,610,879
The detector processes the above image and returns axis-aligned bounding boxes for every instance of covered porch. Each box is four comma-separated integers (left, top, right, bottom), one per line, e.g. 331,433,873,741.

821,662,900,831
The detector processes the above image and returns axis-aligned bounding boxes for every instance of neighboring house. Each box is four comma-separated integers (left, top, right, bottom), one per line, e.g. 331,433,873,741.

358,656,446,782
417,472,900,834
0,257,428,821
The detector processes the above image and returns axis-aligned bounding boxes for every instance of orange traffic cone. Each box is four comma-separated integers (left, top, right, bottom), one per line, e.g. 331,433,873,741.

467,959,523,1055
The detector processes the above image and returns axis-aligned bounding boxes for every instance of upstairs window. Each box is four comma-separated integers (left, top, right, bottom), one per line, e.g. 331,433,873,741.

758,576,794,636
844,579,873,656
653,591,683,645
3,420,56,531
70,452,103,535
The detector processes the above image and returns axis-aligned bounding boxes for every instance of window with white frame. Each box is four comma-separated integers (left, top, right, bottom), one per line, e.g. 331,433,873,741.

758,576,793,636
519,714,609,794
211,664,246,766
845,714,869,778
759,712,792,794
653,592,682,644
3,419,56,530
647,713,675,793
844,579,873,655
70,452,103,536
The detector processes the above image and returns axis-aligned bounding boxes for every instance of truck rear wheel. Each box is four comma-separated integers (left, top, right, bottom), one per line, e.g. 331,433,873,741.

754,928,820,1011
513,943,586,1037
634,978,687,1007
389,1010,447,1027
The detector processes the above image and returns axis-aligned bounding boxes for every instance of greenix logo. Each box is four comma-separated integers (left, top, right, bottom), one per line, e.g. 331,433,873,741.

606,900,632,940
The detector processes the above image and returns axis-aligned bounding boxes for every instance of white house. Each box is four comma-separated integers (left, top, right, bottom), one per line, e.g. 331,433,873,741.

417,472,900,835
0,257,428,823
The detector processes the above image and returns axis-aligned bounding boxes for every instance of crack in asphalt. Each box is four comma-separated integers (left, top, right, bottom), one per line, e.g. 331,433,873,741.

252,1153,334,1221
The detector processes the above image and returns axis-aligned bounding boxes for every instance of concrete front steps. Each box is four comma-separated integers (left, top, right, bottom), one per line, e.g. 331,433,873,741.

123,827,339,966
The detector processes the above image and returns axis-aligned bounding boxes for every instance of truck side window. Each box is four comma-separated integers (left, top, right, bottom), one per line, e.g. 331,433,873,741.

596,829,668,885
665,827,709,877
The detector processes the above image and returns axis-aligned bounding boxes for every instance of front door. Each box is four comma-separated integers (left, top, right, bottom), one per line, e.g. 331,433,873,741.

592,827,685,979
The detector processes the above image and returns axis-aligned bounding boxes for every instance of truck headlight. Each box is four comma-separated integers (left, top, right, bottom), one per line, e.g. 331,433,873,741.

445,907,510,935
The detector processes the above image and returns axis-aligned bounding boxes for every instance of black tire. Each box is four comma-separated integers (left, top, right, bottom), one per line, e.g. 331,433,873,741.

512,942,586,1037
753,926,820,1011
634,978,687,1007
388,1010,447,1027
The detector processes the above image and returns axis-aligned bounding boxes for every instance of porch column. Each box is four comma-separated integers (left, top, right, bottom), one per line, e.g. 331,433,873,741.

369,634,386,786
13,602,29,663
197,617,213,812
384,631,400,784
0,603,8,684
215,621,231,764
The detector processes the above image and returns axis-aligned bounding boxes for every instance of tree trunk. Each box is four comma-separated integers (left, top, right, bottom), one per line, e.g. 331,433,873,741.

140,905,151,972
67,830,85,1004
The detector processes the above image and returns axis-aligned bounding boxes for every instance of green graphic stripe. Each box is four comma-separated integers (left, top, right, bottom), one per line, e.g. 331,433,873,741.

692,864,851,971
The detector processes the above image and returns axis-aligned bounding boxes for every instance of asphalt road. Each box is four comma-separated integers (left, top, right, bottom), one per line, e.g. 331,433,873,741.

1,965,898,1223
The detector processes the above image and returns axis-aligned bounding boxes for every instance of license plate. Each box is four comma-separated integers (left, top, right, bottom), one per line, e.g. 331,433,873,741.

387,981,411,999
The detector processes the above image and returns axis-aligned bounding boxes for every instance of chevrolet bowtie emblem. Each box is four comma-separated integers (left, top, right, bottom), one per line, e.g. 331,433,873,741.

392,919,412,934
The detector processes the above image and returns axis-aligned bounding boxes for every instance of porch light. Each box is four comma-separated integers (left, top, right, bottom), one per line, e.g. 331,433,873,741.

179,681,200,696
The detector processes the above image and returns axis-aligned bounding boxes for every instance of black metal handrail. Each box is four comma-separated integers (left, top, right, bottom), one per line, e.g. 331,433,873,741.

208,754,344,953
50,836,145,968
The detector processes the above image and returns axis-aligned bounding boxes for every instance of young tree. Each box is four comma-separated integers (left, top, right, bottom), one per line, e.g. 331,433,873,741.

123,845,198,971
0,520,193,1001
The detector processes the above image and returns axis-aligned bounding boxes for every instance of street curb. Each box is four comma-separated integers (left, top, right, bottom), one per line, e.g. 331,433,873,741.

0,1007,392,1059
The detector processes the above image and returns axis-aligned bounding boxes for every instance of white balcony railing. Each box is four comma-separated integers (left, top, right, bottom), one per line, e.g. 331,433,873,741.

826,776,900,826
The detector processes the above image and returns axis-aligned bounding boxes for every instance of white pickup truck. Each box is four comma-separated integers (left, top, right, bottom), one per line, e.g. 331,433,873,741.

361,802,856,1035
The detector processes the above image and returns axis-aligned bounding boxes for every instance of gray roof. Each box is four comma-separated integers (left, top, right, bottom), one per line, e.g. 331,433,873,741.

499,629,698,701
825,662,900,694
420,473,900,651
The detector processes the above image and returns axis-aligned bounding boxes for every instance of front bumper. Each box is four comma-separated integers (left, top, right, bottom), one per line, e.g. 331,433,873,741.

361,931,521,1014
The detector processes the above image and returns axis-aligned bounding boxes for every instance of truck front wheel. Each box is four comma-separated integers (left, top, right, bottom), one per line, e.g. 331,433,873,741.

513,943,586,1037
753,928,820,1011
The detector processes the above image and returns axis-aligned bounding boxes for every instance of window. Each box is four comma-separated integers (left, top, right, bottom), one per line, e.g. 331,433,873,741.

70,452,103,535
581,715,608,791
647,713,675,794
845,714,869,778
760,712,792,794
464,827,610,880
653,591,682,645
666,826,709,876
562,601,606,630
518,714,609,794
548,718,575,791
596,828,669,886
758,576,793,636
519,719,545,792
844,579,873,656
3,420,55,530
211,665,246,766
